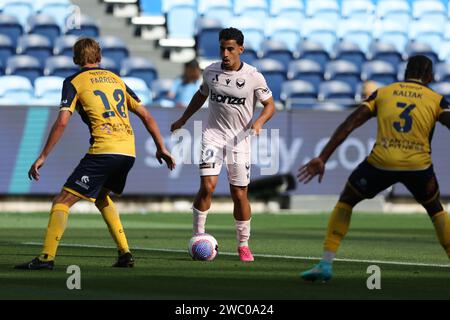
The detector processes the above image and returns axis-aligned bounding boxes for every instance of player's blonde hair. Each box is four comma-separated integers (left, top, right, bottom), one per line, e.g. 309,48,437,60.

73,38,101,66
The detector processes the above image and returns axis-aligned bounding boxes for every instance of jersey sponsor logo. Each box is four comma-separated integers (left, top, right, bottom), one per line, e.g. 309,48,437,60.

236,78,245,89
210,91,246,105
199,162,215,169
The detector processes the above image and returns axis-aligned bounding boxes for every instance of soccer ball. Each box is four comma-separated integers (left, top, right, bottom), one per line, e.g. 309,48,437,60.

188,233,218,261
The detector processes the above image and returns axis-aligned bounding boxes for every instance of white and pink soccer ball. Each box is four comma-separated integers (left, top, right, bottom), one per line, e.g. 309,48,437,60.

188,233,218,261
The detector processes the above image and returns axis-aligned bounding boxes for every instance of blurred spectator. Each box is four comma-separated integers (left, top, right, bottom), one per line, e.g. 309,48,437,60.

361,80,379,100
167,59,202,108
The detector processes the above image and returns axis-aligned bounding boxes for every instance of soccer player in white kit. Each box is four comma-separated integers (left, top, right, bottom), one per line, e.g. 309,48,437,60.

171,28,275,261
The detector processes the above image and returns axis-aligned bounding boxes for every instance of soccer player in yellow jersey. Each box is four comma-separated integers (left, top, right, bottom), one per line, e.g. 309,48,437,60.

15,38,175,270
297,55,450,282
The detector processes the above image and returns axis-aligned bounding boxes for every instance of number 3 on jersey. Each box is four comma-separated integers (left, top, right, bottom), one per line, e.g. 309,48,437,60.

94,89,127,119
393,102,416,133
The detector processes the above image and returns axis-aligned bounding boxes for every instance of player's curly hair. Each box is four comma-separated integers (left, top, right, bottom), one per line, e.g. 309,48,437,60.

405,55,433,83
73,38,101,66
219,27,244,46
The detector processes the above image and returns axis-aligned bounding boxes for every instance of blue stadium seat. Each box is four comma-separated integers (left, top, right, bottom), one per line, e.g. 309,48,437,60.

34,75,64,106
122,76,152,106
265,17,301,53
0,14,23,48
405,41,439,66
6,55,42,83
2,0,33,27
98,36,129,66
140,0,163,15
430,82,450,101
17,34,53,66
53,35,78,56
28,14,61,46
397,61,407,81
0,75,34,104
231,16,265,51
435,63,450,82
234,0,269,21
253,58,287,102
342,0,374,20
44,55,78,78
306,0,340,24
287,59,324,90
0,34,14,66
376,21,409,53
281,80,318,109
151,78,175,107
270,0,303,29
166,3,197,39
362,60,397,85
163,0,196,13
319,80,355,104
413,0,447,25
260,39,294,69
201,0,233,27
355,80,383,101
297,40,330,67
339,19,373,54
333,41,366,69
240,45,258,65
120,56,157,88
324,60,361,91
196,18,222,60
65,14,99,38
410,20,444,55
301,19,337,53
377,0,411,26
36,0,71,30
100,56,119,75
369,41,403,68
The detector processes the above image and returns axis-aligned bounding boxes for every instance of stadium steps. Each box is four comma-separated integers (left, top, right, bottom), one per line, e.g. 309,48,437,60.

71,0,181,78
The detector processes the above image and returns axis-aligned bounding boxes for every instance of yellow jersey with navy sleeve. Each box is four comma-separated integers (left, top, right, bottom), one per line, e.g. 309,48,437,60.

363,80,450,170
59,67,141,157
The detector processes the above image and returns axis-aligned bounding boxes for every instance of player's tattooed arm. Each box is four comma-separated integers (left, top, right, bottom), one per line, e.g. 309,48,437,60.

28,110,72,180
170,90,208,132
298,105,373,184
251,97,275,136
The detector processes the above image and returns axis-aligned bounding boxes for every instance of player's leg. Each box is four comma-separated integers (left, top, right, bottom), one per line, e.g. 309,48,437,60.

226,149,253,261
402,167,450,258
101,155,135,267
301,160,396,281
230,184,254,261
14,190,80,270
192,143,222,235
192,175,219,234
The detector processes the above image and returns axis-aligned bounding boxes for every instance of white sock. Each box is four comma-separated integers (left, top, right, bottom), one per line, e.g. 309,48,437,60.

235,218,251,246
193,207,208,234
322,251,336,263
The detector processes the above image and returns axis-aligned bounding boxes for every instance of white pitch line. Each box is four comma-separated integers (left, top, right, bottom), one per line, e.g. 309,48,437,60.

21,241,450,268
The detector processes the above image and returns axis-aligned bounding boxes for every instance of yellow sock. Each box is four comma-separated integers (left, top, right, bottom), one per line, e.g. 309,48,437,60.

432,211,450,258
323,202,353,253
40,203,69,261
96,195,130,255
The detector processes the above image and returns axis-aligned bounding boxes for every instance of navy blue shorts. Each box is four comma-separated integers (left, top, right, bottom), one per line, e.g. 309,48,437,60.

63,154,135,202
348,159,439,203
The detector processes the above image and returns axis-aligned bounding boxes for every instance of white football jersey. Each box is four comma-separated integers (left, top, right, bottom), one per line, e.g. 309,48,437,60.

199,62,272,151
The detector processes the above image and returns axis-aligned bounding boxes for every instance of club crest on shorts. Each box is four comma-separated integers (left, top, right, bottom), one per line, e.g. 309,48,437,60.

236,78,245,89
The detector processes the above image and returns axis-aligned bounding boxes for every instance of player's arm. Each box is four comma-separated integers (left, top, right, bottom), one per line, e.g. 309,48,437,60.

131,104,175,170
28,110,72,181
251,97,275,136
438,97,450,130
170,90,208,132
297,105,374,184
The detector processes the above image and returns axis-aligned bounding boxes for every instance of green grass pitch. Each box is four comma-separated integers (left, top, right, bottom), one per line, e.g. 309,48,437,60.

0,212,449,299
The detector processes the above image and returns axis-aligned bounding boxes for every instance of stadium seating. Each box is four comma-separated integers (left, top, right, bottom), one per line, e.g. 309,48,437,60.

253,58,287,102
6,55,42,83
28,14,61,46
287,59,324,90
120,56,158,88
17,34,53,66
324,60,361,91
361,60,397,85
122,76,152,106
281,80,317,109
0,75,34,105
44,55,77,78
33,75,64,106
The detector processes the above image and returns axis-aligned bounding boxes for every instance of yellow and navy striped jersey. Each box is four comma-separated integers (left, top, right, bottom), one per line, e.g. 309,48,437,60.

60,67,141,157
363,80,450,170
